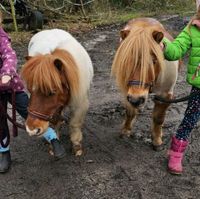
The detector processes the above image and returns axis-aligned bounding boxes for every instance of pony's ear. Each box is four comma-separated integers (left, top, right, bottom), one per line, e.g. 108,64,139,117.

54,59,63,71
120,29,130,40
152,31,164,43
25,56,32,60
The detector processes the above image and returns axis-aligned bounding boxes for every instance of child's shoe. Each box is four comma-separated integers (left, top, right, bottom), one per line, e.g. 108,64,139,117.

0,150,11,173
168,136,188,174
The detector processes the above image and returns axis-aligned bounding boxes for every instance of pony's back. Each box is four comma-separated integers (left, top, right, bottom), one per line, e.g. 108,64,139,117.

123,18,173,41
28,29,94,97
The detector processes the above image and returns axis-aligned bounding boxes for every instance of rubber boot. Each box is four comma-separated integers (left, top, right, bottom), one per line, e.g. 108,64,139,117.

51,139,66,159
0,151,11,173
168,136,188,175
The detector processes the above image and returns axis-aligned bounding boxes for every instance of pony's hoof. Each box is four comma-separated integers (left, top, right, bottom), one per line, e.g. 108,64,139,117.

75,150,83,156
119,132,132,139
119,134,132,142
73,145,83,156
152,144,164,151
49,149,54,156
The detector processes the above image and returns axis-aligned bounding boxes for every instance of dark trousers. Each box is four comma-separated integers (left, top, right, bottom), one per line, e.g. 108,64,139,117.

0,91,28,147
176,86,200,140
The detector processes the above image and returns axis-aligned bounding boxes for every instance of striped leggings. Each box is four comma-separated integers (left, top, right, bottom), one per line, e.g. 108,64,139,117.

176,86,200,140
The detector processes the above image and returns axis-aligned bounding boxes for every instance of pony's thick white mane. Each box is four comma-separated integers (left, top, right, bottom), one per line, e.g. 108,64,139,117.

28,29,94,102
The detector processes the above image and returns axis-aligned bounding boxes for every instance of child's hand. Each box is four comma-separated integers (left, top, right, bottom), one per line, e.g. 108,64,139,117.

159,42,165,51
192,19,200,28
1,75,11,84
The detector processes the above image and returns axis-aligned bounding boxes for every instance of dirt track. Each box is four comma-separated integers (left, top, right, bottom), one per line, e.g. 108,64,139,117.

1,16,200,199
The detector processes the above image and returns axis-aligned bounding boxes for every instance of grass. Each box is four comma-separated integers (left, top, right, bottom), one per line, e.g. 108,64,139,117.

4,2,196,34
65,4,196,30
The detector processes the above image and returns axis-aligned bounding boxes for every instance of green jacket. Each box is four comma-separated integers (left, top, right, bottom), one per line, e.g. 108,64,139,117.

163,25,200,88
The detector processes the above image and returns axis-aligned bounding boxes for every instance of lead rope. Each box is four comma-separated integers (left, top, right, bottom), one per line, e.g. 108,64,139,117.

153,94,192,103
0,95,10,148
153,65,200,104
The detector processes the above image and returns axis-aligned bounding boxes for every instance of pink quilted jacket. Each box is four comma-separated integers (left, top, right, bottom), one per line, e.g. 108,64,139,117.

0,28,24,92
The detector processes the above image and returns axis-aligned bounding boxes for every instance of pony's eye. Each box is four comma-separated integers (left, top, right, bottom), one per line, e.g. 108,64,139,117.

48,91,56,96
153,59,157,64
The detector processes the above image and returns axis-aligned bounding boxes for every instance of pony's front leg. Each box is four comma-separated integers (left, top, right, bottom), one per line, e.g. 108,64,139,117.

152,97,171,151
69,98,89,156
47,122,63,156
121,102,138,138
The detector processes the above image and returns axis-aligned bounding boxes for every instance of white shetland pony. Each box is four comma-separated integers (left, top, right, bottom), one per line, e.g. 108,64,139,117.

21,29,93,156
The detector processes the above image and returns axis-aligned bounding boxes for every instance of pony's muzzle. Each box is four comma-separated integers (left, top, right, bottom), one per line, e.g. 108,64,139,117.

25,115,49,136
127,94,145,107
25,125,44,137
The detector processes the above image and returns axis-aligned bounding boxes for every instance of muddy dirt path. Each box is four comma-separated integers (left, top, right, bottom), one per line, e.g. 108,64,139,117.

1,16,200,199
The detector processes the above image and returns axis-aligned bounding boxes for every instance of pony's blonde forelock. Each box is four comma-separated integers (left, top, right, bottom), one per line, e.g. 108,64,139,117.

112,25,164,93
21,49,79,96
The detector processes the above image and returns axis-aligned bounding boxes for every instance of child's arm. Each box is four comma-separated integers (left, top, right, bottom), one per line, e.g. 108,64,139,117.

0,34,17,80
163,27,192,61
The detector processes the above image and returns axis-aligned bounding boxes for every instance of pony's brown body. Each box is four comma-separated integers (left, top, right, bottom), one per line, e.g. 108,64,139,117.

112,18,179,150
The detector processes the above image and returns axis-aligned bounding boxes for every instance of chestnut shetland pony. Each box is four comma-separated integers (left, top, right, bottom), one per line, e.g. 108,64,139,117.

112,18,179,150
21,29,93,156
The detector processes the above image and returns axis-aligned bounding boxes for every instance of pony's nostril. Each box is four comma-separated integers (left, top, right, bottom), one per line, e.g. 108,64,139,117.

127,95,131,102
35,128,42,135
127,95,139,106
127,95,145,106
127,95,134,104
139,97,145,104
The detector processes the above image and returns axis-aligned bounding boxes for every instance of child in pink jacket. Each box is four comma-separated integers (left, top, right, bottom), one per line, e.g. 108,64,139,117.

0,12,65,173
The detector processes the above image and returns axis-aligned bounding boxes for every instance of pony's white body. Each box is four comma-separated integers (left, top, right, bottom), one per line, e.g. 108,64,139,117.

28,29,94,104
26,29,93,156
153,59,179,95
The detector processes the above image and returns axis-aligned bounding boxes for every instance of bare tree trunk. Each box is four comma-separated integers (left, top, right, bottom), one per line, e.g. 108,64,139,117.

80,0,88,20
9,0,18,32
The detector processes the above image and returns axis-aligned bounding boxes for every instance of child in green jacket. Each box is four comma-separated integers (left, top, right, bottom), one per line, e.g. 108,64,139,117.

161,6,200,175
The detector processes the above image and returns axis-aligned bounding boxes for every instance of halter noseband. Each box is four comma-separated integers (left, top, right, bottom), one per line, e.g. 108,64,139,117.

128,80,154,91
28,105,64,123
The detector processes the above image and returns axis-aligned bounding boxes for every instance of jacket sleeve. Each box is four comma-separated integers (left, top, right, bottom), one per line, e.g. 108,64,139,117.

0,35,17,78
163,26,192,61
